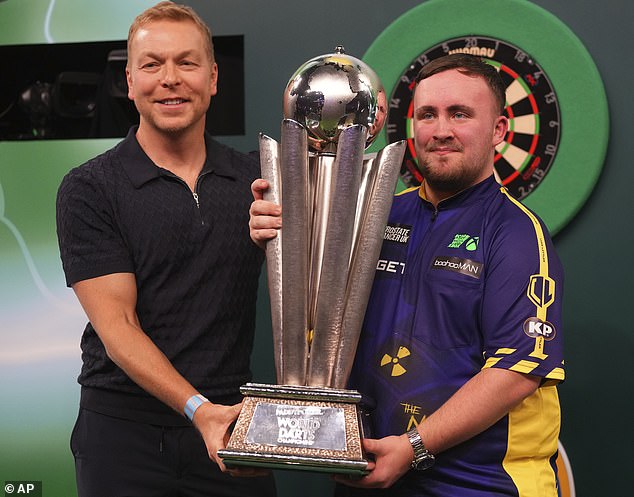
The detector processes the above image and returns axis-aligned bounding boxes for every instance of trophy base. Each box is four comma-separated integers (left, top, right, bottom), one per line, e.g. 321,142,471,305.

218,383,369,475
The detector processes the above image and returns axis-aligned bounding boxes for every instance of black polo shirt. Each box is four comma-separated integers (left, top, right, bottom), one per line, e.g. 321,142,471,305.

56,127,265,425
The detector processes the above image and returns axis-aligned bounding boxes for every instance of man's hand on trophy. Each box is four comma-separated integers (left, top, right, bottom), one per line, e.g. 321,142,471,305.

249,178,282,250
333,435,413,489
193,401,270,477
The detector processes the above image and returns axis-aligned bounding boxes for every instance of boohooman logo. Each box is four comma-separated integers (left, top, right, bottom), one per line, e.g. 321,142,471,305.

432,256,482,279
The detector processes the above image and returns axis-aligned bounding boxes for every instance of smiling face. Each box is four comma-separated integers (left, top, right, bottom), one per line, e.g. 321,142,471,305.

126,19,218,141
413,68,507,204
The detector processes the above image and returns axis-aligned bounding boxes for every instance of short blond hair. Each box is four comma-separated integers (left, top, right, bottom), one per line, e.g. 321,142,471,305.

127,1,215,63
416,54,506,115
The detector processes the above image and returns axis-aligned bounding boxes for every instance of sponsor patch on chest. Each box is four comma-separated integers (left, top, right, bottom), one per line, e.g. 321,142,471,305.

383,223,412,244
431,256,483,279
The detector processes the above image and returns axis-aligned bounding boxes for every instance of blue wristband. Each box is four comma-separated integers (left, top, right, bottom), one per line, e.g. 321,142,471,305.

184,394,209,421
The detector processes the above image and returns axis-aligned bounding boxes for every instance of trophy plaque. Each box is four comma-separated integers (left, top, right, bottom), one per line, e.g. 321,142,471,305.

218,47,406,475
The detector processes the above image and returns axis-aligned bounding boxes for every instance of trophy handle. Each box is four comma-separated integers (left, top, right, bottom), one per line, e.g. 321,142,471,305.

332,140,406,388
278,119,311,386
259,133,284,384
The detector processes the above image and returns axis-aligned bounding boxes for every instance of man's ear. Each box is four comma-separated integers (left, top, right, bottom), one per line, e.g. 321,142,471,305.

126,67,134,101
492,115,508,147
209,62,218,97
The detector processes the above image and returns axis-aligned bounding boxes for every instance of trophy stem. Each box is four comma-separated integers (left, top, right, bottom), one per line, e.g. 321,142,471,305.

350,157,376,265
307,154,336,336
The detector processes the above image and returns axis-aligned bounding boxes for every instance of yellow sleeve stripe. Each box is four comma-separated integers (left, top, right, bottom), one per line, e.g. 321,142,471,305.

545,367,565,381
500,187,549,274
509,360,540,374
484,359,565,382
483,356,503,368
500,187,553,322
495,347,517,355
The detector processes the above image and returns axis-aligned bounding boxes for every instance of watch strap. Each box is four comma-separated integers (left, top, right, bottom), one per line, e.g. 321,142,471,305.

406,427,435,470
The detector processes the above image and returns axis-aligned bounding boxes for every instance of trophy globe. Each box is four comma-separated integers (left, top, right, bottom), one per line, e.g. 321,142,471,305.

283,46,387,153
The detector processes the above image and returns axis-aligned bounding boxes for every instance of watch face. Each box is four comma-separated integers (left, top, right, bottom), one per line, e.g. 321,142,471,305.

413,452,435,471
387,36,561,201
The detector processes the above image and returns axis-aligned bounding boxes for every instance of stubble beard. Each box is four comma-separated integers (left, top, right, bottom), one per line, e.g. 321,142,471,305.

418,144,493,196
420,158,469,194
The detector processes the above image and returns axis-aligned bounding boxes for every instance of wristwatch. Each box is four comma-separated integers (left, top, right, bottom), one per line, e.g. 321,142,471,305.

406,428,435,471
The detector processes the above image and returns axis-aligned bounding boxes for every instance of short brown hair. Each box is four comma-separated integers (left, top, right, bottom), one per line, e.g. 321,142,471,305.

127,1,215,63
416,54,506,115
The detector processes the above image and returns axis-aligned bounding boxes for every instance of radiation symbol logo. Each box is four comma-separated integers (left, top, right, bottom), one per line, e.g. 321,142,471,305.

380,346,411,377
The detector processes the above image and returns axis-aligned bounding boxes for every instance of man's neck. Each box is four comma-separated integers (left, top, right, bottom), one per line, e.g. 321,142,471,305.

422,173,494,208
135,123,207,190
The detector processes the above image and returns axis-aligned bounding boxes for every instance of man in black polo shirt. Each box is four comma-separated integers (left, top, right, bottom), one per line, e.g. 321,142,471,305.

56,3,275,496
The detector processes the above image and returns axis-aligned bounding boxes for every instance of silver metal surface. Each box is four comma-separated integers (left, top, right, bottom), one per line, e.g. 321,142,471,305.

259,134,284,383
280,119,310,385
258,48,404,390
332,140,407,388
307,125,366,387
350,153,377,264
307,153,335,333
283,46,386,153
240,383,362,403
235,49,404,475
246,402,347,450
219,450,368,473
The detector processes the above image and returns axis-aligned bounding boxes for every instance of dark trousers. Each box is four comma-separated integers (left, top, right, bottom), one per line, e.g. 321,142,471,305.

71,408,276,497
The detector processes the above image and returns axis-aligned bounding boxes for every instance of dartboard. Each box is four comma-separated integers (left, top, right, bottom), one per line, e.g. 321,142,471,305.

363,0,608,234
387,36,560,201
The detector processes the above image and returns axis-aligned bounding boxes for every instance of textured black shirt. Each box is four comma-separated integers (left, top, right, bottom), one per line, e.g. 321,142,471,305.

56,127,264,425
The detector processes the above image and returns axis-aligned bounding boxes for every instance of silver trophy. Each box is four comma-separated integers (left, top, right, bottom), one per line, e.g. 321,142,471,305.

219,47,405,474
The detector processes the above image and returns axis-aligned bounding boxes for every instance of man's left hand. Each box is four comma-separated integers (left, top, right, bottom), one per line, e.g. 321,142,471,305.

193,401,269,477
334,435,413,489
